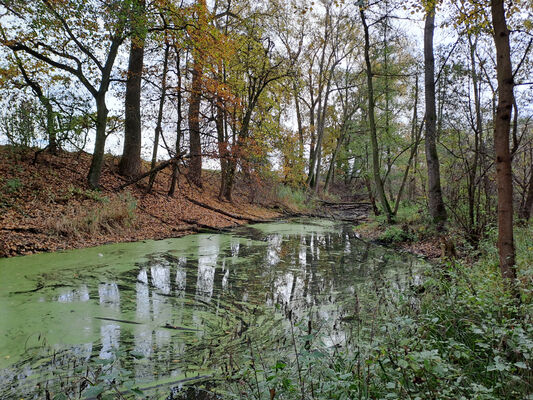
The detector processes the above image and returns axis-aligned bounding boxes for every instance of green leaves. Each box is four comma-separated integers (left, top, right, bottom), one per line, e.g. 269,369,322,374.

83,383,105,399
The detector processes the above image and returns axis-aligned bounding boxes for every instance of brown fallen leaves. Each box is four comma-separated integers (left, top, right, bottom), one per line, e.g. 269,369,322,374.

0,146,280,257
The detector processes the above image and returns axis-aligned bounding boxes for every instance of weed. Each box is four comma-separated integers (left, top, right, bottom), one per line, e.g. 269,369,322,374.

48,193,137,237
276,185,310,211
224,258,532,400
2,177,23,194
68,185,110,203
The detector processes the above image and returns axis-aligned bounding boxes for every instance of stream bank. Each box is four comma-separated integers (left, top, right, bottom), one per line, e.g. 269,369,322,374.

0,147,284,258
1,146,380,259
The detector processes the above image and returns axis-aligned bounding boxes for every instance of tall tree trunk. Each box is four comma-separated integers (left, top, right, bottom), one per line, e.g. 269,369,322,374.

188,56,203,188
87,95,109,188
187,0,207,188
491,0,517,283
293,83,304,160
148,42,170,192
360,6,393,223
169,48,183,197
306,105,317,186
43,98,57,153
324,126,345,192
119,0,145,177
216,95,229,200
424,5,447,226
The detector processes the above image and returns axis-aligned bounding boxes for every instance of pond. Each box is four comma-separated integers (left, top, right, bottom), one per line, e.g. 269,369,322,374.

0,219,426,399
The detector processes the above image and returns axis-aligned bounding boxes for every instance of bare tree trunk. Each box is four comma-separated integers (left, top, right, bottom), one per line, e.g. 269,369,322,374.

169,48,183,197
520,161,533,221
168,121,182,197
424,5,447,227
216,95,229,200
148,42,170,192
293,82,304,160
188,57,203,188
491,0,517,284
119,0,145,177
87,95,109,188
187,0,207,188
360,5,393,223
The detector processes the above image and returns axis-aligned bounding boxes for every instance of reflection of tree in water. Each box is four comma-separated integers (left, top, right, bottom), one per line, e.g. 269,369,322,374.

1,222,425,398
57,285,90,303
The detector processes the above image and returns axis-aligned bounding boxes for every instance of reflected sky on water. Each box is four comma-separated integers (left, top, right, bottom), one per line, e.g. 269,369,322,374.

0,219,426,398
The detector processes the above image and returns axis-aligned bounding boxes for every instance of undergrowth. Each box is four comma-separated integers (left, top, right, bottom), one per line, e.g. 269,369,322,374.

48,192,137,237
276,185,312,211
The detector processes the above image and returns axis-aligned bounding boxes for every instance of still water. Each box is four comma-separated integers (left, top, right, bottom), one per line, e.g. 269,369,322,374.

0,219,426,398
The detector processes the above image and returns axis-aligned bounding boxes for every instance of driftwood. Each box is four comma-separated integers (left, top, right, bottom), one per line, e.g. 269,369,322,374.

94,317,200,332
180,217,235,232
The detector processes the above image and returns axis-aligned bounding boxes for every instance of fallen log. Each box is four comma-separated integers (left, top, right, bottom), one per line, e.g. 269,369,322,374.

116,159,176,190
184,195,267,223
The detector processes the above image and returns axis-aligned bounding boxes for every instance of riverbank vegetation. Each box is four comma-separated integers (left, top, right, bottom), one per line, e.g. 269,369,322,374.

0,0,532,398
225,241,532,399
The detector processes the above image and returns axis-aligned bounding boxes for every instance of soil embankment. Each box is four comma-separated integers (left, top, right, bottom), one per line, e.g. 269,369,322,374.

0,147,283,257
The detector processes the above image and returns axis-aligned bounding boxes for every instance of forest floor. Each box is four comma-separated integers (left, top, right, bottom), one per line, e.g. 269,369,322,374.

0,146,286,258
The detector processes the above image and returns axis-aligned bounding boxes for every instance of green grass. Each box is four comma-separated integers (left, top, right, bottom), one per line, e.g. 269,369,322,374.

276,185,312,211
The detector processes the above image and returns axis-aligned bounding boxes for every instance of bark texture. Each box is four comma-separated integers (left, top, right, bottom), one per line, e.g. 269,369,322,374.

424,6,447,226
187,0,207,188
490,0,517,282
360,6,393,222
119,0,145,177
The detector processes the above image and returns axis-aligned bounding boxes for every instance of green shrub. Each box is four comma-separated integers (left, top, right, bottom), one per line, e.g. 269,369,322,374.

379,224,416,243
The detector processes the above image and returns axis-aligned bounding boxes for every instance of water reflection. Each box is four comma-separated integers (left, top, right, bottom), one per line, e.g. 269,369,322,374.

0,220,426,398
57,285,89,303
98,283,120,309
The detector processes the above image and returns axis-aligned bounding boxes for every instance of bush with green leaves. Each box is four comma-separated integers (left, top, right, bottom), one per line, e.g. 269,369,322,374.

379,225,416,244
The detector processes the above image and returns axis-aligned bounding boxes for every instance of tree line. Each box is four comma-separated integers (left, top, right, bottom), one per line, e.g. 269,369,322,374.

0,0,532,291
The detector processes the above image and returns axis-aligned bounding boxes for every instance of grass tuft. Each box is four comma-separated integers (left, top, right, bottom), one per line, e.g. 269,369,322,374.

48,193,137,237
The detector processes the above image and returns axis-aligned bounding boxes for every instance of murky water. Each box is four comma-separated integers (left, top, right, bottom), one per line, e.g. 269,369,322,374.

0,219,426,398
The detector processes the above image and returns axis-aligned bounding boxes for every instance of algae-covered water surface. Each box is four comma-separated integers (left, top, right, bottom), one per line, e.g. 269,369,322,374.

0,219,426,398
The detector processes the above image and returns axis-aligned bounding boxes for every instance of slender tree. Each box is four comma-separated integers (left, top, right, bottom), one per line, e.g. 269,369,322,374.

490,0,517,284
360,3,394,222
423,1,447,226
